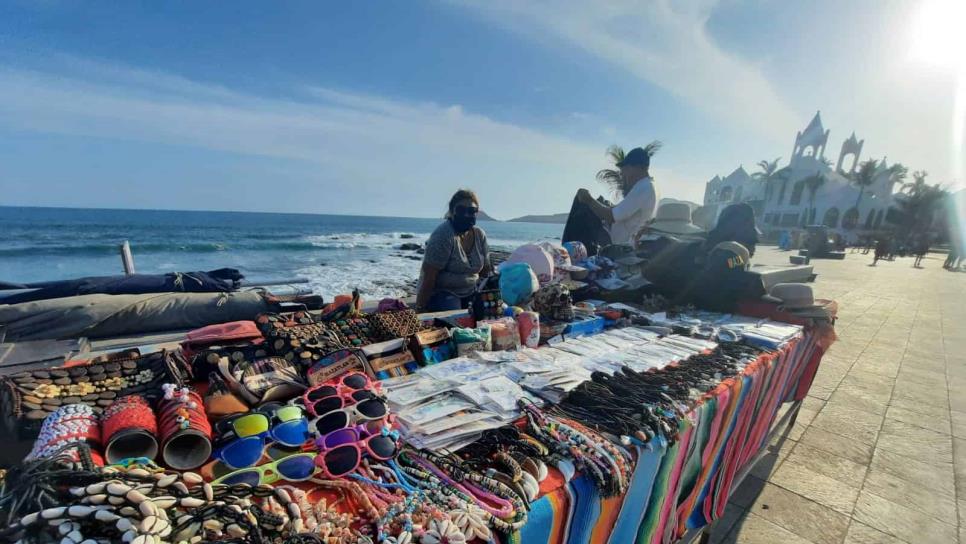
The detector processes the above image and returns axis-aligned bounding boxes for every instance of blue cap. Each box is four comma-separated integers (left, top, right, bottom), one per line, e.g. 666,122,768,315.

616,147,649,168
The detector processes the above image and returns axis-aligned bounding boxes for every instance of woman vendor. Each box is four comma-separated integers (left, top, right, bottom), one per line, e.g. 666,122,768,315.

416,189,492,312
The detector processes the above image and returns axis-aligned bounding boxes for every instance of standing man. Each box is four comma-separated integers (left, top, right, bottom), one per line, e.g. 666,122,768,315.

576,145,660,245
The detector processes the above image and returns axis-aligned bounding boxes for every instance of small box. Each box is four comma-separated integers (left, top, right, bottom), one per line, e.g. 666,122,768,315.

563,315,605,338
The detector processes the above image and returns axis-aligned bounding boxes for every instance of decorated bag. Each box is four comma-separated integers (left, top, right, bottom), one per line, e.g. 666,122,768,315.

533,283,576,322
451,326,492,357
410,328,456,366
306,348,368,386
368,309,421,341
480,318,522,351
361,339,420,380
256,312,348,366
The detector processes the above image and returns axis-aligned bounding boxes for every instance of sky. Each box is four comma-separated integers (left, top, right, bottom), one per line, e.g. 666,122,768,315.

0,0,963,219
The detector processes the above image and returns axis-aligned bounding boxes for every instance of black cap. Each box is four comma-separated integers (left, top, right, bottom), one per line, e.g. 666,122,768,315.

617,147,649,168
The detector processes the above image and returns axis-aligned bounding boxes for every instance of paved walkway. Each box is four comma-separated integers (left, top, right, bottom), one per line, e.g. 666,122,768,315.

710,246,966,544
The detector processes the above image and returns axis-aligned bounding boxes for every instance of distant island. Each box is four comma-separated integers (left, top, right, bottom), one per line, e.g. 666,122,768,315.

507,213,570,224
504,198,700,224
477,210,498,222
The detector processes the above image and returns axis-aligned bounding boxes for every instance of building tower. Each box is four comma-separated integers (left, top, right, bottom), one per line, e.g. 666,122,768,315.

791,111,830,162
836,132,864,174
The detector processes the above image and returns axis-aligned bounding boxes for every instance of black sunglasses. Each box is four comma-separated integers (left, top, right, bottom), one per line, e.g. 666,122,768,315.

454,205,479,216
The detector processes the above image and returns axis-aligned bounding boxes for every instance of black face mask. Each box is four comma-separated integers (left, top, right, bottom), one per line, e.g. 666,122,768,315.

450,215,476,234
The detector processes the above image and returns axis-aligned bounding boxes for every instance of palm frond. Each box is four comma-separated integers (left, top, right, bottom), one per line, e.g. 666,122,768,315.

643,140,662,158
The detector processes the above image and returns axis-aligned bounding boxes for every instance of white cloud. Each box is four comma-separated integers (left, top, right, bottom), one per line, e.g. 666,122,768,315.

449,0,800,139
0,58,622,217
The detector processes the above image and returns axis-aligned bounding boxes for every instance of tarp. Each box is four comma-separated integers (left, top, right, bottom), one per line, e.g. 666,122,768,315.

0,291,270,342
0,268,244,304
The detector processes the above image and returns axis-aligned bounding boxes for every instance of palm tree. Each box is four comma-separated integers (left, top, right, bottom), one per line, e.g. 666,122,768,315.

888,163,909,192
851,159,879,209
902,170,928,197
595,141,662,198
805,173,826,224
753,158,783,202
596,145,625,198
890,182,948,235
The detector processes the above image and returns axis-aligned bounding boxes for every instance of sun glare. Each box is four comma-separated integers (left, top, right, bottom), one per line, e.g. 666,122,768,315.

909,0,966,70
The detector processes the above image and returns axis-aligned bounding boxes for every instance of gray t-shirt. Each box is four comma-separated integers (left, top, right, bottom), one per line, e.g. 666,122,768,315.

421,221,490,298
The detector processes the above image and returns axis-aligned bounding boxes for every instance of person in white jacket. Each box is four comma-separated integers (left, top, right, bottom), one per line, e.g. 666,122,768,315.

577,145,660,245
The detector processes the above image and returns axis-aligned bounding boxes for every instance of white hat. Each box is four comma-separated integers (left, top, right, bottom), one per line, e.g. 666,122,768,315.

646,203,704,235
767,283,833,318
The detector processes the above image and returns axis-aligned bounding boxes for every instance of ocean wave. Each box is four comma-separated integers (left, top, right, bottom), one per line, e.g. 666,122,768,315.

0,232,429,257
295,255,423,300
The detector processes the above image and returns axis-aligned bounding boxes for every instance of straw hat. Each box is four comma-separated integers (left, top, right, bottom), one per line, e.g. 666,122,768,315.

647,203,704,235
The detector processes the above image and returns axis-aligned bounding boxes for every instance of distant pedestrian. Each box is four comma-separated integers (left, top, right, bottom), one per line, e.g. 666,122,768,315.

913,237,929,268
946,246,962,271
872,237,890,266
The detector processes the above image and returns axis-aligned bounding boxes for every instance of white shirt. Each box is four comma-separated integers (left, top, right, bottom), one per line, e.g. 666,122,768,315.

608,176,658,244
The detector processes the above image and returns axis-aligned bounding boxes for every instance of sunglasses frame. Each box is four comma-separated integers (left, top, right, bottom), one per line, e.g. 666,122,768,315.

306,398,391,437
212,452,317,486
314,425,400,463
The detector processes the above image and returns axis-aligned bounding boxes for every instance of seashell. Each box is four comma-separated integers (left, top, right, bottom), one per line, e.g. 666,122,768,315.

536,459,549,481
226,524,245,538
139,501,158,517
189,536,203,544
397,531,412,544
67,506,93,518
153,496,177,510
202,483,213,502
69,487,85,497
131,535,152,544
41,507,67,520
182,472,202,485
139,515,159,533
19,512,39,526
58,522,79,536
88,494,107,505
121,530,136,543
107,483,131,496
157,520,172,538
125,490,147,504
116,518,134,532
119,507,137,517
108,496,125,506
66,530,83,542
420,534,440,544
94,510,119,523
128,468,150,478
180,497,204,508
176,514,193,525
157,474,177,488
472,524,491,542
173,521,201,542
80,540,98,544
171,482,189,496
202,519,223,532
59,537,73,544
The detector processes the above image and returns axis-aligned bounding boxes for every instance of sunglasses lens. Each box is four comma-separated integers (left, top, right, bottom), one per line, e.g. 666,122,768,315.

342,373,368,390
307,386,338,401
356,399,387,419
271,419,310,447
350,390,375,402
319,445,359,477
368,435,397,460
311,396,344,416
276,455,316,481
312,411,349,436
220,437,264,469
233,414,270,438
221,469,262,487
275,405,303,422
322,428,357,449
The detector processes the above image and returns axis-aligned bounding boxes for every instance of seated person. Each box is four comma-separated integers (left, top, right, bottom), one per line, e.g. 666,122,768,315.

416,189,492,312
575,144,660,245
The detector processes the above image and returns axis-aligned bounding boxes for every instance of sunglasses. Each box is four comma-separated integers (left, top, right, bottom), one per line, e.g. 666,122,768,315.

312,427,400,478
454,205,479,217
307,398,390,437
212,452,316,487
213,406,310,469
302,373,380,416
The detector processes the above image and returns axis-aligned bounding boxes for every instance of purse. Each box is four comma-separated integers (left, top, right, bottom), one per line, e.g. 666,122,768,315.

367,309,421,342
410,328,456,366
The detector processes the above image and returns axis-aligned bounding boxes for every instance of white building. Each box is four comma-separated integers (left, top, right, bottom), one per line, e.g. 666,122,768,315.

703,112,903,241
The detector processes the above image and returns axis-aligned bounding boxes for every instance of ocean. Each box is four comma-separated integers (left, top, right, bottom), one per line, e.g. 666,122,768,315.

0,206,563,300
